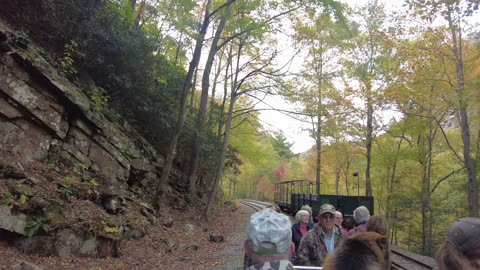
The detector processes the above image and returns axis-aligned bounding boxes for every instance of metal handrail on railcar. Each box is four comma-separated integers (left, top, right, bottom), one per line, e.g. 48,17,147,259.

274,180,374,217
274,180,313,212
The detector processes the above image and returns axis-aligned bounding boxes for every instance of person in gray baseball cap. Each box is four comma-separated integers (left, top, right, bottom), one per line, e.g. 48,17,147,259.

243,208,295,270
436,217,480,270
296,204,347,266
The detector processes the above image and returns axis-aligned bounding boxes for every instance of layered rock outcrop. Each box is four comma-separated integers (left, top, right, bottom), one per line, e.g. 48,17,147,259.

0,22,183,257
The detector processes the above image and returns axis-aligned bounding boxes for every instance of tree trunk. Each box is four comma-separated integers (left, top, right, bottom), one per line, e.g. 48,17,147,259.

365,96,373,196
133,0,146,29
384,125,405,230
204,91,234,219
187,15,227,198
207,54,224,126
216,46,232,141
315,116,322,194
335,167,339,195
174,31,184,65
448,13,478,216
154,0,212,209
425,112,434,255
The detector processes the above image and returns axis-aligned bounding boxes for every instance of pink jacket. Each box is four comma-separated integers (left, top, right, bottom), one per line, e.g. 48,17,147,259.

347,223,367,236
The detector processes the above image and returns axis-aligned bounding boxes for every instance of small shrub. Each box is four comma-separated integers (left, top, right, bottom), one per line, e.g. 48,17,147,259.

59,40,78,76
103,225,119,233
64,176,74,186
119,147,129,158
59,187,74,200
184,193,192,204
26,216,50,237
20,194,27,204
89,85,109,111
47,162,56,170
86,178,100,199
2,191,14,205
13,31,30,49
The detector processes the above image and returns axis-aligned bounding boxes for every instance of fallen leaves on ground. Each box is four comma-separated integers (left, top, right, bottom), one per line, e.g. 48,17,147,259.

0,203,254,270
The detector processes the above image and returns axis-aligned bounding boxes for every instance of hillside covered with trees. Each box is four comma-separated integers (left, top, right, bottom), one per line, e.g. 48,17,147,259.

0,0,479,261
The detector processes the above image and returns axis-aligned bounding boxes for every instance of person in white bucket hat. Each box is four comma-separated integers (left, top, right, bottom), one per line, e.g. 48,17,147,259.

243,208,295,270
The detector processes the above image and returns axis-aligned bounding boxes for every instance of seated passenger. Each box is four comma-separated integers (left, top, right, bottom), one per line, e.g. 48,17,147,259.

301,204,315,227
243,208,295,270
296,204,347,266
292,210,313,257
322,231,391,270
348,206,370,236
334,211,349,234
366,215,389,236
436,217,480,270
342,216,355,232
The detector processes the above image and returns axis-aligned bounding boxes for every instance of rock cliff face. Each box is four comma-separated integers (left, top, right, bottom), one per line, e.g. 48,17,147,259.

0,22,184,257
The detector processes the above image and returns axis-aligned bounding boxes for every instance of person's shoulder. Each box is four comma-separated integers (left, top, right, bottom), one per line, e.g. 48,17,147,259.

335,226,347,238
247,260,294,270
300,228,316,242
304,225,321,239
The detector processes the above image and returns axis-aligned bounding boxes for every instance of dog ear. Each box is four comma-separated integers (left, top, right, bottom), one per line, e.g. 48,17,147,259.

376,236,391,267
376,236,389,251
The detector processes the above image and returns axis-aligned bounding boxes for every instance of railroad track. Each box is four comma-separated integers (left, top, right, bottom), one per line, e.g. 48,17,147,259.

391,246,437,270
239,199,272,212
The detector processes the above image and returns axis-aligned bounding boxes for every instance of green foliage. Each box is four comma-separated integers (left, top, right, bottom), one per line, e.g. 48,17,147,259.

47,162,56,170
103,222,120,233
89,178,99,186
64,176,74,186
2,191,14,205
184,193,192,204
26,216,50,238
86,178,100,199
20,194,27,204
270,132,294,160
36,46,50,60
0,0,188,156
59,187,74,200
119,146,130,158
88,85,109,111
13,30,31,49
59,40,78,76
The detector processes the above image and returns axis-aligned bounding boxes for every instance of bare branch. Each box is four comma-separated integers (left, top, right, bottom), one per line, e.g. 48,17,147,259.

430,167,465,195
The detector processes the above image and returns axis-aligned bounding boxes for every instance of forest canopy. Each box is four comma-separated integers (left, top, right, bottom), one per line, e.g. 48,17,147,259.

1,0,479,257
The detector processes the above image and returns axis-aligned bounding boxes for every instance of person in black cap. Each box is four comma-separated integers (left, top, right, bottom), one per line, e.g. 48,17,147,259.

436,217,480,270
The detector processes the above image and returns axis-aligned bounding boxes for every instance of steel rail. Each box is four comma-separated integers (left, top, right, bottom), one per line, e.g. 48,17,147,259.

391,248,436,270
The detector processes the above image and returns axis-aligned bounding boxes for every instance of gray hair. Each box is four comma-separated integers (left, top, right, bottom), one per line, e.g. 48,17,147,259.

295,210,310,222
353,206,370,224
301,205,313,216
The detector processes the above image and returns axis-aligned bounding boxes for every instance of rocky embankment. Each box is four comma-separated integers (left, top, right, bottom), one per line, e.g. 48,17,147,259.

0,19,190,259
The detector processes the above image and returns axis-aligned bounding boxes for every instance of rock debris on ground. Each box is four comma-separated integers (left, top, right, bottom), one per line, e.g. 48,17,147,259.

0,204,255,270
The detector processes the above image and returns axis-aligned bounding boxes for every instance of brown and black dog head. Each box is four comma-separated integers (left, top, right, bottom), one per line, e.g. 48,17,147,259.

322,231,391,270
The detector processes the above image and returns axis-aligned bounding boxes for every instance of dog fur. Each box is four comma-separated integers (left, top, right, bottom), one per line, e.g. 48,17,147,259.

322,231,391,270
